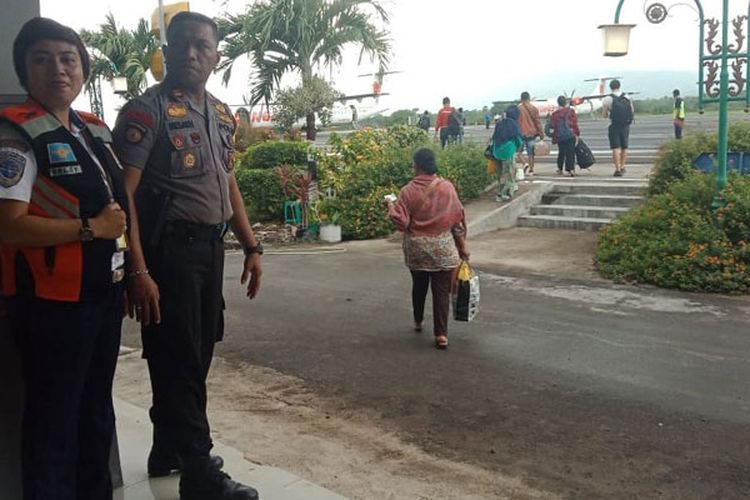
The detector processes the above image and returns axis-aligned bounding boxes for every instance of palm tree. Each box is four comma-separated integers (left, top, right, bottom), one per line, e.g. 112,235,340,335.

80,13,159,114
217,0,391,139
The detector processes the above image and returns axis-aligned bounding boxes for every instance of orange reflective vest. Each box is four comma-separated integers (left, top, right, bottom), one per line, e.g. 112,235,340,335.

0,100,127,302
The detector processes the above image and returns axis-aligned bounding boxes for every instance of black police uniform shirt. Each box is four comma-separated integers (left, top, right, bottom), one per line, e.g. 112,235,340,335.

112,84,236,225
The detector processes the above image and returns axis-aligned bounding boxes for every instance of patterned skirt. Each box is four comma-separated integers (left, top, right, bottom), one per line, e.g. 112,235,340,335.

403,231,460,271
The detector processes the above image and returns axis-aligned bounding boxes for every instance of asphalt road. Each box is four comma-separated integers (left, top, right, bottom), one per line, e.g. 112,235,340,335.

124,242,750,498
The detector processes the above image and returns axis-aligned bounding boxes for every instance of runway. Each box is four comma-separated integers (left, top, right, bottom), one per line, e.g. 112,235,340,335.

316,112,750,165
463,112,750,164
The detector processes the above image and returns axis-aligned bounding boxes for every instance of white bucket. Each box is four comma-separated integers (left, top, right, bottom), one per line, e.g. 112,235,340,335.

319,224,342,243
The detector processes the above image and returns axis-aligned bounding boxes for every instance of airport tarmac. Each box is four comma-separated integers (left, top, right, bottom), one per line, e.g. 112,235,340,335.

316,112,750,164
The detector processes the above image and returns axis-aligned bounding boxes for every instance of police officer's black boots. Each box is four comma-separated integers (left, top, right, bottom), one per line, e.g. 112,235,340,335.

148,435,225,478
147,446,182,477
179,456,259,500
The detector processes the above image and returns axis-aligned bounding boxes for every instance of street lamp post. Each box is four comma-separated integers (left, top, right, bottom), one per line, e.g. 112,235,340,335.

600,0,750,208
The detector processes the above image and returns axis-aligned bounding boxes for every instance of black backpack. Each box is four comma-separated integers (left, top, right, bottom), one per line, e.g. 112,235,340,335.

418,115,430,130
447,110,462,134
557,109,574,141
610,94,633,126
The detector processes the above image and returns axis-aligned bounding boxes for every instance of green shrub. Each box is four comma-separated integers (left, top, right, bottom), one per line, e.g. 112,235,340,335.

436,143,493,199
317,127,491,240
597,173,750,293
235,168,291,222
234,123,277,152
648,122,750,197
238,140,309,170
337,186,398,240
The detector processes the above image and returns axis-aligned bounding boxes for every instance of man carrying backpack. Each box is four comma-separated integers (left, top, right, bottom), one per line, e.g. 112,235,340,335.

550,96,580,176
602,79,634,177
435,97,459,149
417,110,431,131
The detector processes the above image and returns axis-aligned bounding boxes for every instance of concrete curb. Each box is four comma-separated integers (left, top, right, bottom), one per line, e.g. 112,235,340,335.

114,397,347,500
468,182,555,237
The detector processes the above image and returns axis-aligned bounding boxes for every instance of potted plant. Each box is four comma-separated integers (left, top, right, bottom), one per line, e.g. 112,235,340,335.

275,164,313,228
317,198,342,243
307,200,321,237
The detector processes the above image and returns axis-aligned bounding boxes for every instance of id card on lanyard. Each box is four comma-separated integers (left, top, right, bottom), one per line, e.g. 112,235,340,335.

74,123,129,253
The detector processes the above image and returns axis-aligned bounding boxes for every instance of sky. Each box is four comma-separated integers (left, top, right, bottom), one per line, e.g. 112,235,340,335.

37,0,712,124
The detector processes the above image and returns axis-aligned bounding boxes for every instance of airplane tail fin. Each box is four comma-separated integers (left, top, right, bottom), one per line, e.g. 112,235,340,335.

583,76,623,95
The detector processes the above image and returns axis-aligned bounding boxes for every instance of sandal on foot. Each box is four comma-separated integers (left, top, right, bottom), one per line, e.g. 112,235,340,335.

435,335,448,349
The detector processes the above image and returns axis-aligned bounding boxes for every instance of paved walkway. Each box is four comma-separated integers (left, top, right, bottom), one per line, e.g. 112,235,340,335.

114,397,346,500
114,160,655,500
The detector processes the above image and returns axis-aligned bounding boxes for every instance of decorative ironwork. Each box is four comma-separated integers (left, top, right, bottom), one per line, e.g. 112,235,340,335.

702,14,748,99
730,58,747,96
705,18,721,55
645,3,668,23
704,60,720,98
728,15,748,54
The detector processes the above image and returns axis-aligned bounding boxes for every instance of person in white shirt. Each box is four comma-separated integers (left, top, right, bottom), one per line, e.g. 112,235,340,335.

602,79,634,177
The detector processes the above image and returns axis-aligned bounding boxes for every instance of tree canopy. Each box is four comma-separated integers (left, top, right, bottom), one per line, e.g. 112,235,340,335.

217,0,391,138
80,13,159,101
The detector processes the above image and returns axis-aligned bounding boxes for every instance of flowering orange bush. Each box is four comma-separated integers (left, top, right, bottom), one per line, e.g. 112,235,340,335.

597,173,750,293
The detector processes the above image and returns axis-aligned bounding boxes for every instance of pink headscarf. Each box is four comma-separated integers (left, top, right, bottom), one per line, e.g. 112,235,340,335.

389,174,465,236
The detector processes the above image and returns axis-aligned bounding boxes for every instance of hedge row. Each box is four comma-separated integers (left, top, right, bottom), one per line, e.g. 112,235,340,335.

235,128,493,236
318,125,492,240
597,122,750,293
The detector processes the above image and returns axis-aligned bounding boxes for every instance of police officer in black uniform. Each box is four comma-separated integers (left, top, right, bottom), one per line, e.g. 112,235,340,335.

112,12,262,500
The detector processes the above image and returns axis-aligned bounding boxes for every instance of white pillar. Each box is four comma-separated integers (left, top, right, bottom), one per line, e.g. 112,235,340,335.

0,6,127,500
0,5,36,498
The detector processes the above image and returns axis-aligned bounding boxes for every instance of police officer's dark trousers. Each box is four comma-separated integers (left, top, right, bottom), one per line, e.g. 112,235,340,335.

142,229,224,464
9,285,124,500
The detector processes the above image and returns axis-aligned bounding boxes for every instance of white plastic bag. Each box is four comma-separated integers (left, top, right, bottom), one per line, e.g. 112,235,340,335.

515,166,525,182
453,261,480,322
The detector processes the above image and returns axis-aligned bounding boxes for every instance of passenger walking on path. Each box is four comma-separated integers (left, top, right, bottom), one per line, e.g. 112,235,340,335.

112,12,262,500
490,106,523,201
673,89,685,139
485,111,492,129
602,79,634,177
517,91,545,177
417,110,430,131
549,96,580,177
0,18,129,500
350,104,359,129
435,97,460,148
386,148,470,350
457,107,466,144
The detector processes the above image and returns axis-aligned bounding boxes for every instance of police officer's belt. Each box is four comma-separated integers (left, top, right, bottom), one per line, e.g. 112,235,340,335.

164,221,228,241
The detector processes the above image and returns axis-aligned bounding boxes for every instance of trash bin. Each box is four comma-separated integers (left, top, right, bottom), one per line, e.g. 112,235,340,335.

694,151,750,175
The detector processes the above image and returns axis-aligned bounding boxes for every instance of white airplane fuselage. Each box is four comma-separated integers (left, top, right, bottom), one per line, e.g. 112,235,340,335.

232,100,385,129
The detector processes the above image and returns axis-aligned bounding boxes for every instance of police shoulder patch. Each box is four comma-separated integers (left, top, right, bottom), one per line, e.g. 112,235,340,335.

125,126,144,144
0,148,27,188
0,139,30,152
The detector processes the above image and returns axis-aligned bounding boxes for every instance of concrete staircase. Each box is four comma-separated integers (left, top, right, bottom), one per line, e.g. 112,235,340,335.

517,180,647,231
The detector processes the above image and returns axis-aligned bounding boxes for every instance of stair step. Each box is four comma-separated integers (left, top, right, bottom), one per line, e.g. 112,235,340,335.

549,183,646,196
530,205,629,219
517,215,613,231
542,194,644,207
